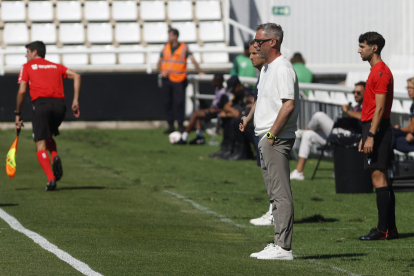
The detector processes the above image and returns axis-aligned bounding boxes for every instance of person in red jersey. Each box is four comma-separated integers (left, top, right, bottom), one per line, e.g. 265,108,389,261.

14,41,81,191
357,32,398,241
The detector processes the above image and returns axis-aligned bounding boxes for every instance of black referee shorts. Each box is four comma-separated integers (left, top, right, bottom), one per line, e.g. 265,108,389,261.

32,97,66,141
361,119,391,170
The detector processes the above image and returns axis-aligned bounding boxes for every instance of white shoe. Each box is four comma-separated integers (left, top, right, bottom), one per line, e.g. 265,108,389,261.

290,169,305,180
256,246,294,260
250,211,274,226
250,243,278,258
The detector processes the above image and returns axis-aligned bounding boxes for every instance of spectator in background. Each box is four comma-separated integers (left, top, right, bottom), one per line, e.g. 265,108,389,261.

175,74,229,145
390,77,414,158
158,28,204,134
230,42,257,79
290,81,365,180
290,52,313,96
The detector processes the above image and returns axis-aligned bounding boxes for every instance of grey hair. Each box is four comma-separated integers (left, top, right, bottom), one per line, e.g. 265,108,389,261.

256,23,283,44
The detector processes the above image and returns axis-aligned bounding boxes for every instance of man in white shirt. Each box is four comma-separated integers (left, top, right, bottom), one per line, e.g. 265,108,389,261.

248,23,299,260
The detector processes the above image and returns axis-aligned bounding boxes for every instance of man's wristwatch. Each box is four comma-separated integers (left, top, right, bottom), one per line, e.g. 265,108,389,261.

367,131,375,137
266,132,277,139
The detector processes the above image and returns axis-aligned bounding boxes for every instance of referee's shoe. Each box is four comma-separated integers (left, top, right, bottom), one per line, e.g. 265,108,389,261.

359,228,387,240
52,156,63,181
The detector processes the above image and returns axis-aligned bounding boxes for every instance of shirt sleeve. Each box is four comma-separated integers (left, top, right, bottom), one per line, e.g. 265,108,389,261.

374,71,392,95
18,64,28,83
276,66,296,100
60,64,68,79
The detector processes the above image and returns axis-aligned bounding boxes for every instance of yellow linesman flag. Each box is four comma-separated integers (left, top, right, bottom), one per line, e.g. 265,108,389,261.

6,136,19,178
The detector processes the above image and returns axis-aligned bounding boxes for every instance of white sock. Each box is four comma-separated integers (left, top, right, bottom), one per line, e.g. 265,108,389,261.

182,132,188,141
268,203,272,214
196,129,203,137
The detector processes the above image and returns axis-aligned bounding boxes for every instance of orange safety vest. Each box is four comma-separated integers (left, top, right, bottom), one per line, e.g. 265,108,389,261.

161,42,188,83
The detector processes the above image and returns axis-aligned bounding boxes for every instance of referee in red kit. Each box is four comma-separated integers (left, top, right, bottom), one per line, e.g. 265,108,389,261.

15,41,81,191
357,32,398,240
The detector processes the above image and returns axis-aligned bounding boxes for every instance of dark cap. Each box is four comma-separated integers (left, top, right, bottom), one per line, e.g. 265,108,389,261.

226,76,241,93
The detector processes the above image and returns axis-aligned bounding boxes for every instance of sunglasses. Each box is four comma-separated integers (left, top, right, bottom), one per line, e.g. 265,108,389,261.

253,38,272,47
353,91,362,95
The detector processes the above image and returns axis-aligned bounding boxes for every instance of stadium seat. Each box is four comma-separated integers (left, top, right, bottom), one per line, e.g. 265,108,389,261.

88,23,113,44
1,1,25,22
59,23,85,44
31,24,57,44
202,43,229,63
188,44,201,63
346,93,357,107
45,45,60,64
403,100,412,114
3,23,29,45
56,1,82,22
118,45,145,64
115,23,140,44
392,99,404,113
198,21,224,42
146,45,164,64
168,1,193,21
84,1,110,22
143,23,168,43
170,22,196,43
140,1,165,21
62,46,88,65
330,92,348,105
28,1,53,22
90,45,116,65
4,47,26,66
196,0,222,21
112,1,138,21
314,91,332,103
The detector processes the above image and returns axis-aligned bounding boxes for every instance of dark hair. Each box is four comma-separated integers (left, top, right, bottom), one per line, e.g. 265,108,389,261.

168,28,179,38
358,32,385,54
355,81,366,88
25,41,46,58
249,40,255,46
290,52,305,64
213,73,224,84
256,23,283,44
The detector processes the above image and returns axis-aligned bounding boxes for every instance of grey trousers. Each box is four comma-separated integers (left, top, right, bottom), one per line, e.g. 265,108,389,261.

258,137,295,249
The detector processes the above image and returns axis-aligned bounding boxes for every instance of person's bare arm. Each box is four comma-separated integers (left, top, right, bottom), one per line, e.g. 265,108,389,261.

400,118,414,133
363,93,387,154
267,99,295,145
66,69,81,118
346,110,362,120
15,82,27,133
240,101,256,132
222,101,239,118
189,55,204,75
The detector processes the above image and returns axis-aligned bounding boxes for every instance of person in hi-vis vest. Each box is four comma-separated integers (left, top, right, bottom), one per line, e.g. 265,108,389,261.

158,28,204,134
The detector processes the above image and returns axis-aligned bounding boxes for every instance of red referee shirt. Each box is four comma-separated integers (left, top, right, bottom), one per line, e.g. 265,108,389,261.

18,57,68,101
361,61,393,122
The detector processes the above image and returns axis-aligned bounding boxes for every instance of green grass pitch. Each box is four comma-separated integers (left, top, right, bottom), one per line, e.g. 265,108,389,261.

0,128,413,275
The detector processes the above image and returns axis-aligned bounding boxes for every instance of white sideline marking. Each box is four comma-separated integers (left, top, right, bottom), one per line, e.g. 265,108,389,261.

0,208,103,276
294,227,356,230
301,257,361,276
164,190,246,228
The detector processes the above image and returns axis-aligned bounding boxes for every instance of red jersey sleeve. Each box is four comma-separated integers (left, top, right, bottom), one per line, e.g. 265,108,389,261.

374,71,391,95
60,64,68,79
18,64,29,83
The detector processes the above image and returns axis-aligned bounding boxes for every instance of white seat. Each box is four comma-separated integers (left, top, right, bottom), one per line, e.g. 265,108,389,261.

31,24,57,44
392,99,404,113
196,0,221,20
59,23,85,44
170,22,196,43
140,1,165,21
314,91,332,103
202,43,228,63
188,44,201,63
112,1,138,21
146,45,164,64
90,45,116,65
28,1,53,22
118,45,145,64
45,45,60,64
3,23,29,45
1,1,25,22
168,1,193,21
199,21,224,42
88,23,113,44
62,46,88,65
115,23,140,43
330,92,348,105
5,46,26,66
84,1,110,21
56,1,82,22
403,100,413,114
346,93,357,107
143,23,168,43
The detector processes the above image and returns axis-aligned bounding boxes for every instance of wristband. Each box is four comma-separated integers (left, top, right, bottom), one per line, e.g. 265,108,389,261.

367,131,375,137
14,111,21,115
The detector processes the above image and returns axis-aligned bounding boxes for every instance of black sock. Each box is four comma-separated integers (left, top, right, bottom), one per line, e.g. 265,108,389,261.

376,186,391,232
388,186,396,230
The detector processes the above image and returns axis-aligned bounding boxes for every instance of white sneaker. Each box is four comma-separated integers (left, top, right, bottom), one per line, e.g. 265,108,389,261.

256,246,294,260
250,211,274,226
250,243,278,258
290,169,305,180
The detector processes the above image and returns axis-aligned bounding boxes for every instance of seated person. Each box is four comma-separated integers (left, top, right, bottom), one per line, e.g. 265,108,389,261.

290,81,365,180
390,77,414,158
209,76,254,159
175,74,229,145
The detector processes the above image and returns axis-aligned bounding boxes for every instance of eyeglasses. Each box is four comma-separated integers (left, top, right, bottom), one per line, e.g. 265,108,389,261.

253,38,272,47
353,91,362,95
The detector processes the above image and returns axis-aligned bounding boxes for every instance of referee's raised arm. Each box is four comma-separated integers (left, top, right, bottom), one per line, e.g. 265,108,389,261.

66,69,81,118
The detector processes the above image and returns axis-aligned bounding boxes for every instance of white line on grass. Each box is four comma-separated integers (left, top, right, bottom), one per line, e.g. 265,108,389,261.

164,190,246,228
0,208,103,276
299,257,362,276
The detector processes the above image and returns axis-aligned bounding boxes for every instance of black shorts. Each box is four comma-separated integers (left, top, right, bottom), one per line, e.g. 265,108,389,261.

204,110,218,120
32,97,66,141
361,119,391,170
